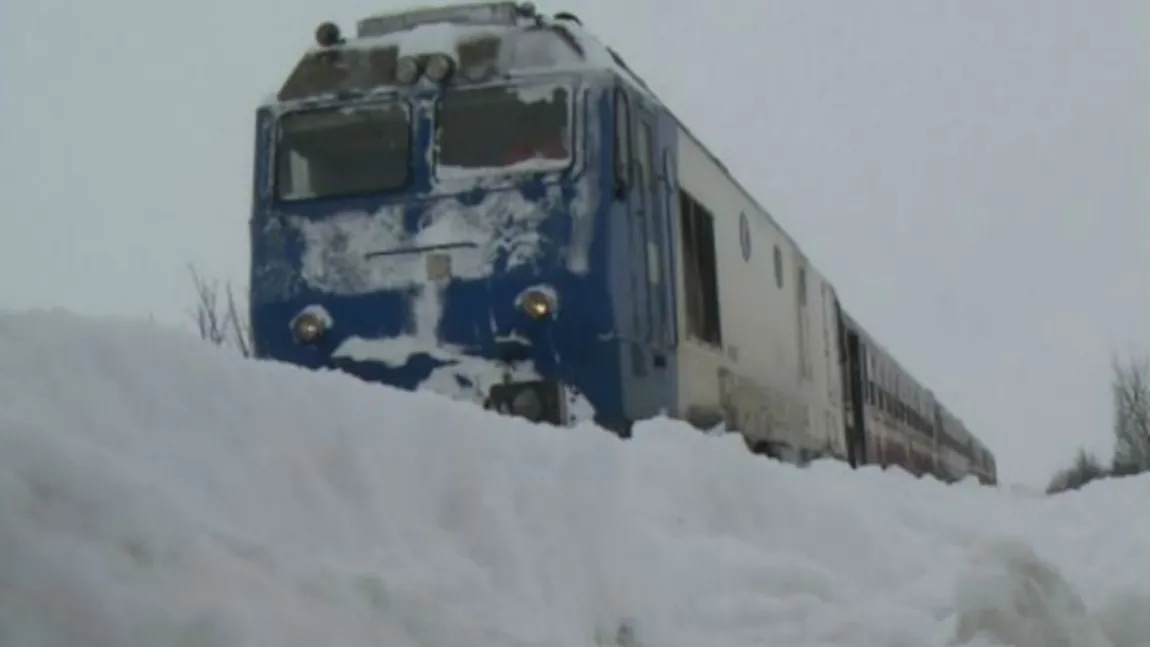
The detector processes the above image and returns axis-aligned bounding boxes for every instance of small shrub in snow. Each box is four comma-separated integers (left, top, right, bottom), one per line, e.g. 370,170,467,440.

1046,353,1150,494
188,264,252,358
1045,448,1107,495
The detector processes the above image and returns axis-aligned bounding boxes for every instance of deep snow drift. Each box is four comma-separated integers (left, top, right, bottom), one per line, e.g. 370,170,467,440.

1,310,1149,647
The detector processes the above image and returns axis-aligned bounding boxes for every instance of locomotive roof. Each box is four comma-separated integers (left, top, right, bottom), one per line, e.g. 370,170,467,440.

260,3,657,109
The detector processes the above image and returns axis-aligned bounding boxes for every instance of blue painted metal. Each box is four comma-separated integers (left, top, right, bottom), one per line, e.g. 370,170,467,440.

249,71,681,431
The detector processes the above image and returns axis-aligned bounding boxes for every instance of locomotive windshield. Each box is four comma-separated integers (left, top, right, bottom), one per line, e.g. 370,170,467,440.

435,83,571,174
275,102,411,202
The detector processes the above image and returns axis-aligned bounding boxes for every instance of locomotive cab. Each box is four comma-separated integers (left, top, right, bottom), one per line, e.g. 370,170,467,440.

248,2,660,432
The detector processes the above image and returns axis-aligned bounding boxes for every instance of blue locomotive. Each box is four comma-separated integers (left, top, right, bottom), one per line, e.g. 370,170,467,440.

248,1,997,484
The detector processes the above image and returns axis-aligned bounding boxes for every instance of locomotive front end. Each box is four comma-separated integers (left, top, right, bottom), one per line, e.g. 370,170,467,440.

249,2,624,430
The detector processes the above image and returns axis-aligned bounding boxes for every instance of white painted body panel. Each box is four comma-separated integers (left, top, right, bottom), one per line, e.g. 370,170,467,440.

670,126,845,458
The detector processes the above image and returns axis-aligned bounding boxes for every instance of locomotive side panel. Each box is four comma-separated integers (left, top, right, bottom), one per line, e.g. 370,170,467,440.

670,125,839,457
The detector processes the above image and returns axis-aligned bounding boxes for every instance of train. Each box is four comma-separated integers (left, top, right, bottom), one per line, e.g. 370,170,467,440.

247,1,997,486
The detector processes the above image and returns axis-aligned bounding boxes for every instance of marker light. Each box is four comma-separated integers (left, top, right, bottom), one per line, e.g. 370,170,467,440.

292,312,327,344
519,288,556,319
395,56,421,84
424,53,455,82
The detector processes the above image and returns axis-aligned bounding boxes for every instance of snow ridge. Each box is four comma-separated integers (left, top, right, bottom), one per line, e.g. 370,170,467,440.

1,309,1149,647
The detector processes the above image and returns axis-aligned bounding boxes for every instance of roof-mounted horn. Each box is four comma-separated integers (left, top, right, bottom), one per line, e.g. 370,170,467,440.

553,11,581,25
314,21,343,47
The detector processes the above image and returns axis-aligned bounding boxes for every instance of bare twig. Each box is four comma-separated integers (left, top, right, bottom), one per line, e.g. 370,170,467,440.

188,264,252,358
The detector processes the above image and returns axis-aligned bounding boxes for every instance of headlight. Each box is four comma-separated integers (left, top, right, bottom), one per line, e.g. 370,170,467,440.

292,312,327,344
395,56,421,84
424,53,455,82
518,288,557,319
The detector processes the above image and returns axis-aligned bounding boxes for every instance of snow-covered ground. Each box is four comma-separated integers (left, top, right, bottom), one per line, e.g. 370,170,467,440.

1,309,1149,647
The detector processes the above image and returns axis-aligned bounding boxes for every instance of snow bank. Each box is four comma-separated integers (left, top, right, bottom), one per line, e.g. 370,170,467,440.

1,309,1148,647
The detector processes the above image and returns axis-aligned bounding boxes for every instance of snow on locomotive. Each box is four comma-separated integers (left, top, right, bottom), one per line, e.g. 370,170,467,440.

247,1,997,485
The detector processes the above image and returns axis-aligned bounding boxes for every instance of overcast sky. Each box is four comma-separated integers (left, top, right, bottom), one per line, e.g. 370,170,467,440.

2,0,1146,486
